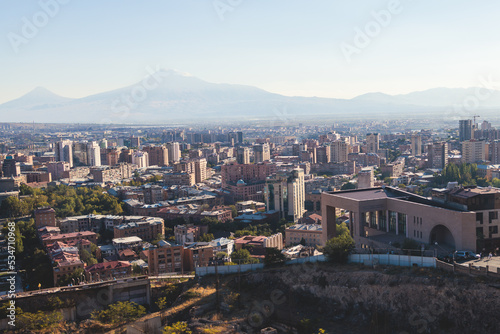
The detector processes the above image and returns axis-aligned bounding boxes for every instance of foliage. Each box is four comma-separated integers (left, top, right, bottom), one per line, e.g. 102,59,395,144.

80,248,97,266
91,301,146,325
59,268,84,286
231,249,259,264
215,251,228,260
401,238,420,250
163,321,192,334
132,264,143,274
1,184,124,218
323,223,355,264
198,233,214,242
341,182,356,190
435,163,480,186
229,205,238,218
264,247,286,267
17,310,63,330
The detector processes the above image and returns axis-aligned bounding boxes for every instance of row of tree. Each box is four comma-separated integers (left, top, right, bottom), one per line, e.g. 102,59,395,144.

1,184,124,218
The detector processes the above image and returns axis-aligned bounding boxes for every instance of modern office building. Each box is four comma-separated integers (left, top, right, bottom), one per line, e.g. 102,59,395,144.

320,186,478,252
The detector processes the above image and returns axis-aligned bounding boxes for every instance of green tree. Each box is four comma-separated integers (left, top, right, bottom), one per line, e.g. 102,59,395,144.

231,248,259,264
323,223,355,264
91,301,146,325
264,247,286,267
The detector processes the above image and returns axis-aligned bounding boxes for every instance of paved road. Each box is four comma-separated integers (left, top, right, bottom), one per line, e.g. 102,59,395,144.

461,255,500,271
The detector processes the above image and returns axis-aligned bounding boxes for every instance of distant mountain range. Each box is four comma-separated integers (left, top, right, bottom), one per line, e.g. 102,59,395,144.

2,69,500,123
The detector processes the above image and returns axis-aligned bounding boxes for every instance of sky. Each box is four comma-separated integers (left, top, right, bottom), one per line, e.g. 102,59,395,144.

1,0,500,104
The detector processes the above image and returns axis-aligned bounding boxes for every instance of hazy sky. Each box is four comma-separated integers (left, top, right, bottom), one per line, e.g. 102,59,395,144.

1,0,500,104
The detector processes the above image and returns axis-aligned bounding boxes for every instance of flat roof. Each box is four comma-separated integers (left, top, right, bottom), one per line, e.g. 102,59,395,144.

328,187,405,201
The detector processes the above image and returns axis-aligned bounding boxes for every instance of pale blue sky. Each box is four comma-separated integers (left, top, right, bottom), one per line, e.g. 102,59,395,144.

1,0,500,104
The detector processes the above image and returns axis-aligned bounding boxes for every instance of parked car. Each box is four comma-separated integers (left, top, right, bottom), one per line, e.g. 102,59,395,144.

454,250,480,260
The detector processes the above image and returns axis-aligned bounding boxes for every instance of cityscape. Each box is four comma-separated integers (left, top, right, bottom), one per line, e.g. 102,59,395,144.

2,1,500,334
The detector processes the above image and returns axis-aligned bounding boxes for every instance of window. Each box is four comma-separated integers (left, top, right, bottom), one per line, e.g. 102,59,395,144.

477,227,484,238
489,226,498,235
477,212,483,224
489,211,498,224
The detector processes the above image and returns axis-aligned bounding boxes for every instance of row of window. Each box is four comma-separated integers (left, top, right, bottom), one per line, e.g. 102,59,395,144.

476,211,499,224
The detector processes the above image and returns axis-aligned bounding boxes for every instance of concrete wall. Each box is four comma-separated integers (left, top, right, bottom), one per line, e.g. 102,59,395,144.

348,253,436,267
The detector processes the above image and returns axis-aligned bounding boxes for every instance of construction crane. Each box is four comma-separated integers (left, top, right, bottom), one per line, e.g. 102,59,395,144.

473,115,480,128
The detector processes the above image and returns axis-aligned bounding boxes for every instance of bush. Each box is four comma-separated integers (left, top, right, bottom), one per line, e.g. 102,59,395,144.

17,310,63,330
91,301,146,325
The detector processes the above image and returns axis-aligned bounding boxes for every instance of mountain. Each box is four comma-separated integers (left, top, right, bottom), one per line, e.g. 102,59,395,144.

2,70,500,123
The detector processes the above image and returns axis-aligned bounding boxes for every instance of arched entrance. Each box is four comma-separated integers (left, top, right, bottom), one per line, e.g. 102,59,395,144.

429,225,455,249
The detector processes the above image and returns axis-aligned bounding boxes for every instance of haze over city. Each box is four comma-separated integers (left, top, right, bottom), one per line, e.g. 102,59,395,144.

3,1,500,334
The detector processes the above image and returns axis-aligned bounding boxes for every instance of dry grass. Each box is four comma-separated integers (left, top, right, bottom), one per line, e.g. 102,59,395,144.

163,286,216,318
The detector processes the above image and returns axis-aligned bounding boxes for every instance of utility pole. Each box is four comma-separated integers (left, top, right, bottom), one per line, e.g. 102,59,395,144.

215,261,220,313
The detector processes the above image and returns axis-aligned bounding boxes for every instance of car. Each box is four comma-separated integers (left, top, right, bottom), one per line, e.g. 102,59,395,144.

454,250,480,261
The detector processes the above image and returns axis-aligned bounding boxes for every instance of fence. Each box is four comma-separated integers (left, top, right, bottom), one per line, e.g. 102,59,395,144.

348,253,436,268
195,252,437,276
436,260,500,278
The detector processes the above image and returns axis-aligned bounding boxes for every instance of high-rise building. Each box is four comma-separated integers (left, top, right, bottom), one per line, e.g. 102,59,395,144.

316,146,330,164
411,134,422,156
265,168,306,223
357,168,374,189
459,120,473,142
366,133,379,153
237,147,250,164
491,140,500,164
72,142,88,166
194,158,207,183
130,136,141,148
167,142,181,163
461,140,487,163
132,151,149,168
143,145,169,166
55,140,73,167
1,158,20,177
86,141,101,166
253,144,270,163
330,140,349,163
428,142,448,169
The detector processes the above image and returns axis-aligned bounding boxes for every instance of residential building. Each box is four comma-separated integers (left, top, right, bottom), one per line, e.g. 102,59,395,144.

167,142,181,163
253,143,271,163
411,134,422,156
427,142,448,169
462,140,487,163
330,141,349,163
147,241,184,275
459,119,473,142
55,140,73,167
265,169,306,222
285,224,323,246
85,261,132,281
366,133,379,153
113,217,164,242
34,207,56,228
183,242,214,270
357,169,374,189
143,145,169,166
237,147,250,164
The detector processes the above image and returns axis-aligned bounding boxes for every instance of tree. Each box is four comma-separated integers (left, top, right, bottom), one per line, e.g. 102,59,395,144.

198,233,214,242
91,301,146,325
323,223,355,264
17,310,63,330
231,248,259,264
215,251,228,260
163,321,192,334
264,247,286,267
341,182,356,190
300,237,306,246
230,205,238,218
